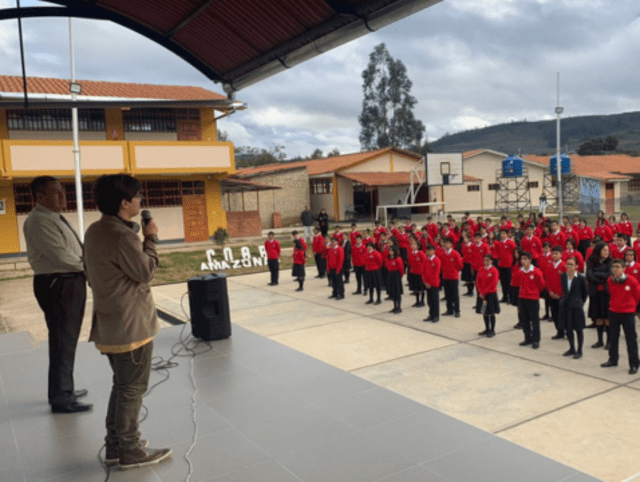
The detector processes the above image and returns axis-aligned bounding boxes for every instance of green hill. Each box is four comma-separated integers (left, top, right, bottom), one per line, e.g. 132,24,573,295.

431,111,640,155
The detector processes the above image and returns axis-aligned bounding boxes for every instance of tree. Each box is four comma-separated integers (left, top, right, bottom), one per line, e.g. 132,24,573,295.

309,148,324,159
327,148,340,157
358,43,425,151
234,145,286,168
217,129,229,142
577,136,618,155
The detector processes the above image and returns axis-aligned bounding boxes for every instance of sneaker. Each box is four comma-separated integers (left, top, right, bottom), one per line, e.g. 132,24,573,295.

119,447,173,469
105,440,149,467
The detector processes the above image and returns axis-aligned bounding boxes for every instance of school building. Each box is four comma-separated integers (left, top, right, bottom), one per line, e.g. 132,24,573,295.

0,75,245,256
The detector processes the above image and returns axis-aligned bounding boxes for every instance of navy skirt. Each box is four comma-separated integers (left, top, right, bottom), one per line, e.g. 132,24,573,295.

386,271,404,299
292,264,305,278
408,272,425,292
476,292,501,315
461,262,474,283
365,269,383,290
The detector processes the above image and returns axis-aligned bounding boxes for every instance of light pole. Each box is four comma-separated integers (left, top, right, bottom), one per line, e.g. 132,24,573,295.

69,18,84,241
555,72,563,221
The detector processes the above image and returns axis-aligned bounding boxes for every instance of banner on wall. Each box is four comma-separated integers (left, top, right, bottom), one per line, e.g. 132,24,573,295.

201,246,267,271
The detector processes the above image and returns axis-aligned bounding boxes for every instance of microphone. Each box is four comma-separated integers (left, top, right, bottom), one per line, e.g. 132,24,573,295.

141,210,159,243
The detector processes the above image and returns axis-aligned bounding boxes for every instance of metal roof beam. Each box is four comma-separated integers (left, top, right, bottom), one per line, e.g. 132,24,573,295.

165,0,216,38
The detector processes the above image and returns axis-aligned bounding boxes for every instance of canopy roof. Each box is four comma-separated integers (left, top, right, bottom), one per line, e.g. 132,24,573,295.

1,0,441,94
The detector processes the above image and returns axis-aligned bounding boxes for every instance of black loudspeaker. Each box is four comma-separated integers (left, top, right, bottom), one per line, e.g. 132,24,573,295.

188,274,231,341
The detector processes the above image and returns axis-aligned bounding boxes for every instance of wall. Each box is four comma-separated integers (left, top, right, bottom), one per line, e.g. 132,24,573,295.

442,183,484,213
391,153,422,172
8,130,107,141
310,192,334,220
336,175,353,221
378,186,408,206
0,181,19,254
340,152,421,174
226,168,310,227
124,132,177,141
226,210,262,238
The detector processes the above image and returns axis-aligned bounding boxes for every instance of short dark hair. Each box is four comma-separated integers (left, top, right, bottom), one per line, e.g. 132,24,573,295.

94,174,141,216
31,176,59,199
267,231,275,235
521,251,532,260
552,246,563,253
291,230,298,236
612,259,624,268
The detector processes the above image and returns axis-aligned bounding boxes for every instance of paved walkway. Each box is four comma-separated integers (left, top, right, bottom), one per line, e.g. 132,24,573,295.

0,270,638,480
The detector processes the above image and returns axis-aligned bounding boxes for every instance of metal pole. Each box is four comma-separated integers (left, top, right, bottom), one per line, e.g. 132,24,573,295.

69,18,84,240
555,72,564,221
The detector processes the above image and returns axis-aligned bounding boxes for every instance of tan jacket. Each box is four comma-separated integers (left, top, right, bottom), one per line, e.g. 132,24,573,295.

84,215,159,347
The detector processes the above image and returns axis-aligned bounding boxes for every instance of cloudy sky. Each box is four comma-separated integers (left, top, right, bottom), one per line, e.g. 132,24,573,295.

1,0,639,158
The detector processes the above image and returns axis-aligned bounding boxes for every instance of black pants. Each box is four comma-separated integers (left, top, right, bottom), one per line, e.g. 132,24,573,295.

427,287,440,318
578,239,590,258
519,298,541,343
33,273,86,404
106,342,153,452
608,311,639,368
498,267,511,301
330,269,344,297
268,259,279,283
442,279,459,314
550,298,563,334
314,254,326,277
354,266,365,291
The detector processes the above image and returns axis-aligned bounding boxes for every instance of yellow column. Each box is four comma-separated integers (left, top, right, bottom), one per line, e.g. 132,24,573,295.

104,108,125,141
200,108,217,143
0,110,8,140
333,175,339,221
205,176,227,234
0,181,20,254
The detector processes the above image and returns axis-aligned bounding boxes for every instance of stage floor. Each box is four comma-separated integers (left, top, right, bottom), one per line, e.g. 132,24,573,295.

1,270,637,481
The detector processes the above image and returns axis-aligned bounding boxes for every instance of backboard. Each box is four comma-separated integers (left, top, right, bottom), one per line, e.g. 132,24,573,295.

425,153,464,186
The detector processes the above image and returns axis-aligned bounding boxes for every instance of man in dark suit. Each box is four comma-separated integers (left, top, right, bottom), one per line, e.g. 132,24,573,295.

558,257,589,359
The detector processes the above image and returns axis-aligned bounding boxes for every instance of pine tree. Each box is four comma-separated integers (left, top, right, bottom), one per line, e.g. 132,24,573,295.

358,43,425,151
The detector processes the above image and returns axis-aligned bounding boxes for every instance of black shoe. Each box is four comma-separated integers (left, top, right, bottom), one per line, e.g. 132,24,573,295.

344,280,350,284
630,366,639,375
328,295,337,299
519,340,532,346
478,329,489,336
499,298,508,303
268,282,276,286
431,317,440,323
541,315,550,321
424,317,433,322
513,323,522,329
51,401,93,414
385,296,392,301
441,297,447,301
374,300,381,305
586,322,597,329
487,330,495,338
336,295,344,300
551,333,564,340
315,275,322,278
412,302,419,307
591,341,604,349
295,287,303,291
365,300,374,304
416,302,426,307
601,360,617,368
389,308,396,313
443,311,453,316
573,352,582,359
394,308,402,314
563,349,576,357
353,291,362,295
464,292,474,297
532,342,540,349
454,312,461,318
605,342,610,350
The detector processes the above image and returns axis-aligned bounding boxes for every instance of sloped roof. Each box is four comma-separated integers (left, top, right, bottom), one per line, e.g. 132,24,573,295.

337,172,482,186
0,75,225,100
236,147,423,177
523,154,634,180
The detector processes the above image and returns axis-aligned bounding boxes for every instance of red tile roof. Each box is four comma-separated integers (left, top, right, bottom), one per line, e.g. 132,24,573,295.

236,147,423,177
337,172,483,186
0,75,225,100
523,154,633,180
464,175,483,182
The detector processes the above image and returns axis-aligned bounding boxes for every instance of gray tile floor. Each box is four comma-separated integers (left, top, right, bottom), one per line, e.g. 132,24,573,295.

0,326,602,482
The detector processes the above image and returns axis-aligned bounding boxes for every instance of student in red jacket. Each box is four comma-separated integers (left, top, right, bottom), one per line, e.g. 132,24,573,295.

602,259,640,374
476,254,500,337
497,229,516,303
547,246,567,339
520,225,542,265
351,234,367,295
265,231,281,286
595,219,613,243
518,251,546,349
364,242,383,305
392,224,410,270
425,216,439,240
422,244,441,323
511,248,523,329
470,231,490,291
312,227,327,279
408,236,427,307
385,246,404,314
349,223,361,247
624,249,640,287
441,237,463,317
460,232,475,297
291,232,306,291
374,221,387,246
539,242,553,321
578,218,593,257
562,238,584,273
323,236,332,287
633,229,640,261
609,234,628,260
327,237,345,300
617,212,633,241
363,228,374,247
548,221,567,250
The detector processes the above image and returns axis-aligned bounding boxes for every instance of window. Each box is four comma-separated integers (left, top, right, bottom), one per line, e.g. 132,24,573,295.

551,180,557,187
181,181,205,196
467,185,480,192
528,181,539,188
629,179,640,192
488,183,500,191
311,179,332,194
7,109,105,131
123,108,178,132
13,181,97,214
140,180,182,207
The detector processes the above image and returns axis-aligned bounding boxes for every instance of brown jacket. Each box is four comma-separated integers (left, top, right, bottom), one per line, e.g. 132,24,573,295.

84,215,159,347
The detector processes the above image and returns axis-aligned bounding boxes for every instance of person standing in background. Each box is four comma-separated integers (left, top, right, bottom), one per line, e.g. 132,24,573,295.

317,208,329,237
300,205,314,245
265,231,281,286
24,176,92,414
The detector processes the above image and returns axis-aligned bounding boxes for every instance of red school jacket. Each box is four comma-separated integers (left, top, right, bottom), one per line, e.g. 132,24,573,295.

365,250,383,271
548,231,567,250
327,245,344,271
470,242,490,271
624,262,640,285
520,235,542,260
608,275,640,313
518,266,545,300
498,238,516,268
408,249,427,275
293,246,306,265
595,224,613,243
312,234,325,254
422,255,441,288
545,260,566,298
609,242,627,260
352,243,367,267
476,265,499,296
441,248,464,280
562,249,584,273
385,256,404,277
264,239,281,259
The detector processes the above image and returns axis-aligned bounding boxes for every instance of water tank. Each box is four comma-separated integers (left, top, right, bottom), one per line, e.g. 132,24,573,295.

502,155,523,177
550,154,571,175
